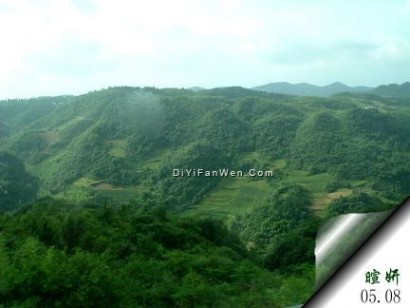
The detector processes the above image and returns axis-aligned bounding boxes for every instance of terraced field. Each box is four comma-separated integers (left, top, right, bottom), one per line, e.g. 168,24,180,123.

185,156,380,221
184,177,272,223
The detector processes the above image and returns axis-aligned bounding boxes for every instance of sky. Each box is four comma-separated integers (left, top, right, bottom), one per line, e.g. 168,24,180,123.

0,0,409,99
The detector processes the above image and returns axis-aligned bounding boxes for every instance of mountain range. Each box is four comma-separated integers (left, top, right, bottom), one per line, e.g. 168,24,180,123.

251,81,410,97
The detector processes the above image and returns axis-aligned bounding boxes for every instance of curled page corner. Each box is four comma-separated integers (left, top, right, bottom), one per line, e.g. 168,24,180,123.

315,211,390,289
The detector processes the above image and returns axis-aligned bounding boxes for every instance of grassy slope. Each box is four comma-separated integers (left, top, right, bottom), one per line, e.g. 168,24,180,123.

107,140,127,157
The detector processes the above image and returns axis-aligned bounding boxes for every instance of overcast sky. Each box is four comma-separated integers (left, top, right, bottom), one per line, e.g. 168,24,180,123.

0,0,409,99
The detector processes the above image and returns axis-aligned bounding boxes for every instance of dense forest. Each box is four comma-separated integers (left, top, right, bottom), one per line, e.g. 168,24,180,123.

0,199,314,307
1,85,409,306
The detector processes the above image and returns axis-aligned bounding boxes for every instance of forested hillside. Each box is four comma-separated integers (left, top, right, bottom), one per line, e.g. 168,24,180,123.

0,199,314,307
1,86,408,208
0,152,39,211
1,86,409,306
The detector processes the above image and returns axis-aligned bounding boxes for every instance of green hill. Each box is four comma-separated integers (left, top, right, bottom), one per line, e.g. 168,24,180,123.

1,86,409,211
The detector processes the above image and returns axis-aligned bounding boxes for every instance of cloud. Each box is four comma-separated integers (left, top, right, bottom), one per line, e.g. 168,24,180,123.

0,0,409,98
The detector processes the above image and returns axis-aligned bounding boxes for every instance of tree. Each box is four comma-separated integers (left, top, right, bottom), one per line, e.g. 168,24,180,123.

0,151,39,211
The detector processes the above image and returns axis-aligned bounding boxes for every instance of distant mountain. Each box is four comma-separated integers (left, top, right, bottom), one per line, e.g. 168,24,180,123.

188,86,206,92
252,82,373,96
372,82,410,98
203,86,263,99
